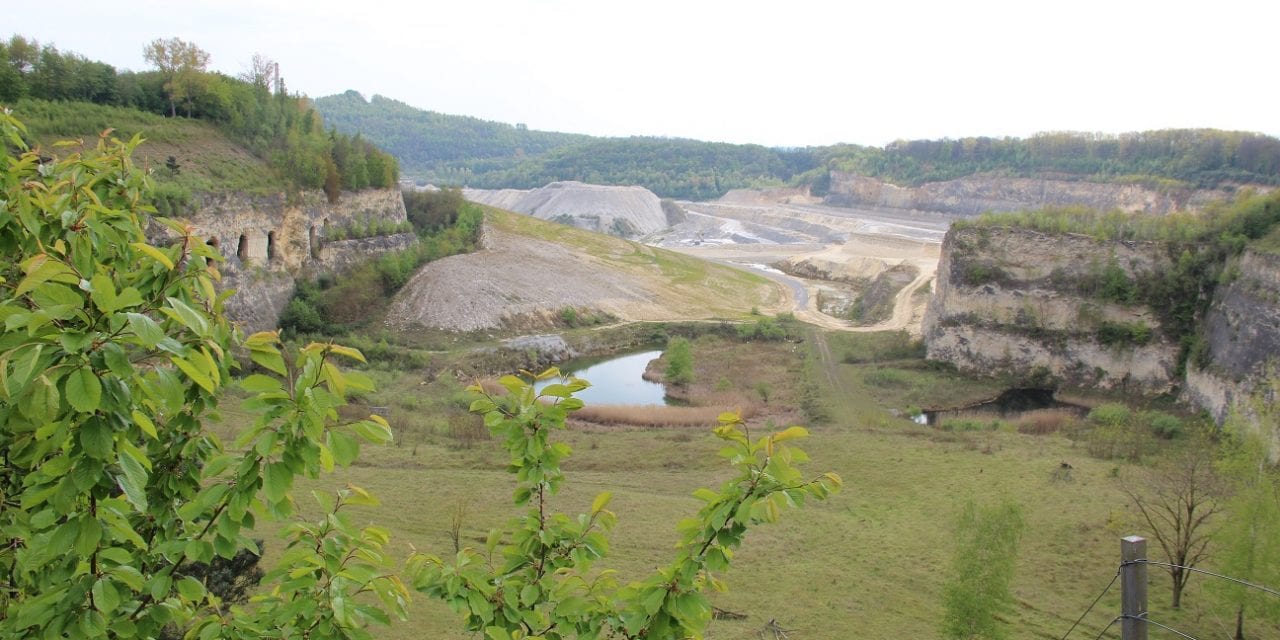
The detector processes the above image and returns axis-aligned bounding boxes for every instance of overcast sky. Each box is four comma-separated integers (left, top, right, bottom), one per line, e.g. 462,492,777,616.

12,0,1279,148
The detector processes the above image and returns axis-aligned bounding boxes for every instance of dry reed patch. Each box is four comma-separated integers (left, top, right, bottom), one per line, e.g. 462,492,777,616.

571,402,758,428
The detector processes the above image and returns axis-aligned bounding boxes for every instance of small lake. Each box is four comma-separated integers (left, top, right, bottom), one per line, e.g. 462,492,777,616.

920,388,1089,426
534,350,674,406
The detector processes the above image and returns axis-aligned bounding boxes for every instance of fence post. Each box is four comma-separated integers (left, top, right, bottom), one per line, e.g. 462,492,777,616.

1121,535,1147,640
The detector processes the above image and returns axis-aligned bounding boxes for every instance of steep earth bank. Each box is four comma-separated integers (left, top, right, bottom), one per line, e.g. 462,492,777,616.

463,181,673,237
178,188,412,333
827,172,1257,216
384,208,782,332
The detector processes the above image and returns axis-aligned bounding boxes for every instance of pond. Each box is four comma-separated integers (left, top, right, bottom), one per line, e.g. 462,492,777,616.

920,388,1089,426
534,349,674,406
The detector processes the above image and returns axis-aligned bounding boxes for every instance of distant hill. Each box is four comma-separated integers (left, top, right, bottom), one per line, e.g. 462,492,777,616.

313,92,591,178
315,91,814,200
317,90,1280,201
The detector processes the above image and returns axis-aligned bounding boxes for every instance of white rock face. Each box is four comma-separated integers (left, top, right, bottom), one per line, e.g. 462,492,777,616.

464,182,670,237
923,226,1180,393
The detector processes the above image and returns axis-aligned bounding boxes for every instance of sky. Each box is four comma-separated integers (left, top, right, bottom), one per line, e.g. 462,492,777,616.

11,0,1280,148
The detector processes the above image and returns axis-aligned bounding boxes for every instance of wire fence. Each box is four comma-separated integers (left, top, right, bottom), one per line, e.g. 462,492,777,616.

1060,556,1280,640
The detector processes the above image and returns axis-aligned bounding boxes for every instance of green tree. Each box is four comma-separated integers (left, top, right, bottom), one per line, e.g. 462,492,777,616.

1211,387,1280,640
665,337,694,386
143,37,210,117
0,113,405,638
940,499,1026,640
409,371,840,639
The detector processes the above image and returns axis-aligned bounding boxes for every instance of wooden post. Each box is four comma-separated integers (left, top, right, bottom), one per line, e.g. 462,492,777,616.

1121,535,1148,640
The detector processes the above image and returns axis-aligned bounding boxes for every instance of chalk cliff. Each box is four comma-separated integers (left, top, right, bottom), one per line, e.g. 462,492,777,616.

922,226,1180,393
827,172,1252,216
177,188,413,333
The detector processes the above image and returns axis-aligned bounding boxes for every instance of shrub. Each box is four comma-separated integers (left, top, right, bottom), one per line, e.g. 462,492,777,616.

1145,412,1185,439
665,337,695,385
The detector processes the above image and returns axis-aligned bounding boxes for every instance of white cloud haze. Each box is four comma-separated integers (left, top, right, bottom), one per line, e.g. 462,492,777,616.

13,0,1279,147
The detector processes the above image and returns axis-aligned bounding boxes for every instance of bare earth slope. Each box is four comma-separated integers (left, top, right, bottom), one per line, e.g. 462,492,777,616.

385,207,784,331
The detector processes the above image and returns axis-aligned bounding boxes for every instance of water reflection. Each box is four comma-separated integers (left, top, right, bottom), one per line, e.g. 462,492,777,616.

534,350,672,406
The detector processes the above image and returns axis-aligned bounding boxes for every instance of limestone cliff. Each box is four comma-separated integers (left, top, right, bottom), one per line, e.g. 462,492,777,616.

1182,248,1280,452
827,172,1251,216
179,188,412,333
922,226,1180,392
463,181,670,237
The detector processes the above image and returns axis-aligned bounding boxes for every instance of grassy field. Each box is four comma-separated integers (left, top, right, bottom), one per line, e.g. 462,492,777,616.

212,329,1274,640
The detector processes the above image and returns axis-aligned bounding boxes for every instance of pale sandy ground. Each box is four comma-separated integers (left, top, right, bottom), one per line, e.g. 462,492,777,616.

662,198,952,334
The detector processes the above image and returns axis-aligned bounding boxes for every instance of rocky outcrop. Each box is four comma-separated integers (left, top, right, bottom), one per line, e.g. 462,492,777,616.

178,188,411,333
1182,249,1280,453
463,181,671,237
827,172,1252,216
923,226,1180,392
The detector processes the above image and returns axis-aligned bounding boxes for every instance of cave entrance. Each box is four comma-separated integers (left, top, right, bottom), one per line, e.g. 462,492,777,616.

267,231,277,262
236,234,248,261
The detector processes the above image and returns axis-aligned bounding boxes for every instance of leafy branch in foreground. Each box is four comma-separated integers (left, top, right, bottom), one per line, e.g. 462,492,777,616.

408,370,841,640
0,110,404,639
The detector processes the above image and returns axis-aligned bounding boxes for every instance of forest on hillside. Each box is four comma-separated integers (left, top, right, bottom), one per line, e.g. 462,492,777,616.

318,91,1280,200
0,35,398,197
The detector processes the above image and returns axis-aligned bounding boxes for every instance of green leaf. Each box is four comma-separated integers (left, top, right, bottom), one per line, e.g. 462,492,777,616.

101,343,133,379
326,344,366,363
771,425,809,443
240,374,281,393
80,420,113,460
170,355,216,393
162,297,209,336
591,491,612,514
176,576,205,602
350,416,393,444
89,273,118,313
65,366,102,413
329,431,360,467
117,450,149,511
75,518,103,556
249,347,287,377
92,578,121,613
131,410,158,440
131,242,175,270
263,462,292,503
15,254,79,296
125,313,165,347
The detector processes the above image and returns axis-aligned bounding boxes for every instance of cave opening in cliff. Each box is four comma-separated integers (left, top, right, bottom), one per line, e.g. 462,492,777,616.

267,231,277,262
236,234,247,261
309,225,320,259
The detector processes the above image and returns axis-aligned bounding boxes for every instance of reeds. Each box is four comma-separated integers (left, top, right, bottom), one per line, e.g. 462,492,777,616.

571,403,757,428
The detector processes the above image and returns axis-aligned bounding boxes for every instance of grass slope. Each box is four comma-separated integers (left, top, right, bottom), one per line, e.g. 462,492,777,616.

208,330,1273,640
15,98,281,195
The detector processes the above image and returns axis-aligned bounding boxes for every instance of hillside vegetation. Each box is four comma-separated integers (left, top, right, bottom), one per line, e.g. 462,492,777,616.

1,35,397,199
316,91,1280,199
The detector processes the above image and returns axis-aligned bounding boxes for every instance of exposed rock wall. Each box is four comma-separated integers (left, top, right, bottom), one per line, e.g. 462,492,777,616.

827,172,1249,216
179,188,411,333
1183,249,1280,453
463,181,670,237
922,226,1180,392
